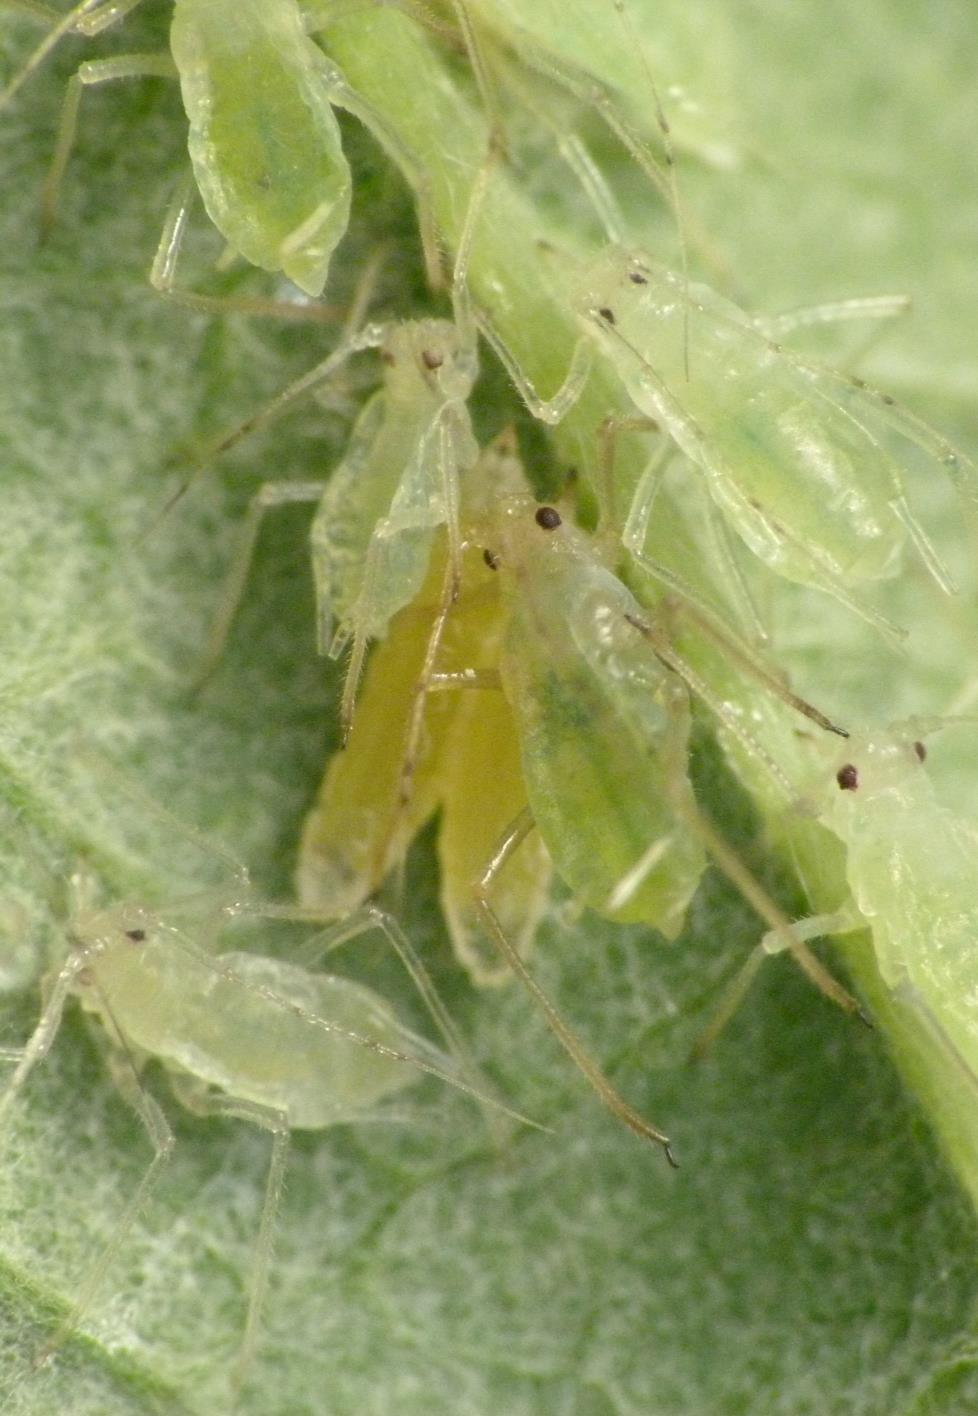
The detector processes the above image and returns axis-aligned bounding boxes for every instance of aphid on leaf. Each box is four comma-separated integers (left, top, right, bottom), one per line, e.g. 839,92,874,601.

0,858,524,1392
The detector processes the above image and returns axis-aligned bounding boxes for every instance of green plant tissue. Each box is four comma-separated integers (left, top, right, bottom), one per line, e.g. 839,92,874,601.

1,2,978,1414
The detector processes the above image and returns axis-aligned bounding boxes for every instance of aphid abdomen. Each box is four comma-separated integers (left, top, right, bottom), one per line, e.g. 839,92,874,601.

498,519,704,935
702,383,905,582
88,931,420,1127
171,0,352,295
580,249,909,594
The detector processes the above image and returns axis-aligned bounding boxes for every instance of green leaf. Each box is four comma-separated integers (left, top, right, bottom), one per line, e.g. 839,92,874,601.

1,3,978,1414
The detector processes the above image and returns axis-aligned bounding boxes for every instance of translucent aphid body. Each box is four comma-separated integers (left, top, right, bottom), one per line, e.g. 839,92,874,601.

0,876,499,1387
2,0,352,295
170,0,351,295
573,249,961,621
484,493,705,935
311,319,479,718
198,313,481,733
819,731,978,1073
72,906,419,1124
298,522,552,988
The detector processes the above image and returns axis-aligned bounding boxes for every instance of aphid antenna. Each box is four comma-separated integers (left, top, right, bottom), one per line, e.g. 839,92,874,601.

621,611,794,803
68,742,253,896
605,0,690,377
216,897,535,1143
658,595,849,740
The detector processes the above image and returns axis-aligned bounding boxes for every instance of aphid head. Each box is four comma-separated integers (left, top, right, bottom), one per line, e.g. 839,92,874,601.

480,494,582,575
574,245,674,325
386,319,477,399
68,903,158,962
830,731,929,804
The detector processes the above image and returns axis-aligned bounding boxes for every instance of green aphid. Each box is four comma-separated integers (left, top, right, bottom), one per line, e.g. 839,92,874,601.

2,0,352,295
0,867,519,1391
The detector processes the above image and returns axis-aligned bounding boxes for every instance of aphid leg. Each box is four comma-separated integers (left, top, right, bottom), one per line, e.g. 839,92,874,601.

0,0,112,111
599,411,771,647
655,596,849,739
314,53,444,292
147,175,354,325
477,310,594,425
167,1078,289,1398
32,1032,176,1370
701,502,771,644
396,549,459,812
655,759,867,1051
39,49,175,239
192,479,328,692
473,809,678,1164
0,950,84,1131
3,951,177,1369
758,294,912,342
788,349,978,567
66,0,145,38
623,613,795,800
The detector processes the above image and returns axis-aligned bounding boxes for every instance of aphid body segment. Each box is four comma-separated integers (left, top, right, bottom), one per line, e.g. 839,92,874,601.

574,248,956,627
171,0,352,295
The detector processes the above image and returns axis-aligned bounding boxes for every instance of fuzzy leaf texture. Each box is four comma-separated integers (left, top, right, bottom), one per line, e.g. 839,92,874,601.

0,2,977,1414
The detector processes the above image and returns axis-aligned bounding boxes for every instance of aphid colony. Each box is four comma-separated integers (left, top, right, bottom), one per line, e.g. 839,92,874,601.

1,0,974,1399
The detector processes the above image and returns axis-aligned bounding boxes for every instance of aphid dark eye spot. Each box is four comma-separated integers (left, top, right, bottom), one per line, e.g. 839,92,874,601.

125,928,147,943
598,306,616,325
77,965,94,986
421,349,444,371
535,505,562,530
913,740,927,761
882,393,895,406
380,349,396,366
483,547,500,570
837,763,859,791
628,270,648,286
